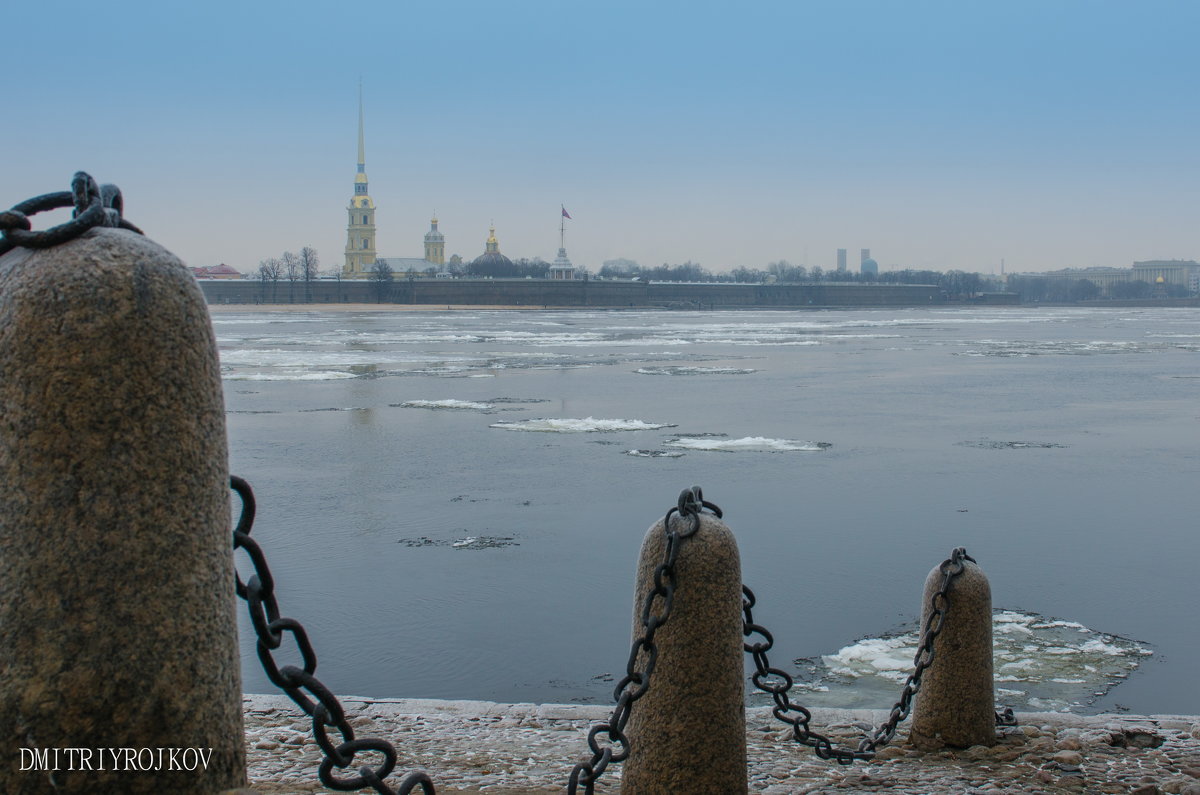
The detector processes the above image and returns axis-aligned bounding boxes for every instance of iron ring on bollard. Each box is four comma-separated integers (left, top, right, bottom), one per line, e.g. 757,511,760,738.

0,171,143,257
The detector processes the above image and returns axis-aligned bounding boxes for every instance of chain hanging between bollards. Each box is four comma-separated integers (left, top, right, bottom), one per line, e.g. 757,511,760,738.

231,476,436,795
567,486,723,795
744,547,1016,764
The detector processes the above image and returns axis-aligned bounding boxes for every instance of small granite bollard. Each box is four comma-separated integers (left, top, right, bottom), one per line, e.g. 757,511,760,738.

0,227,245,793
909,552,995,751
623,509,747,794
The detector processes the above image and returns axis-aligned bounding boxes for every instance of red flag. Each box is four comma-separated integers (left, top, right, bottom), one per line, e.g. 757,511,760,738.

561,206,571,219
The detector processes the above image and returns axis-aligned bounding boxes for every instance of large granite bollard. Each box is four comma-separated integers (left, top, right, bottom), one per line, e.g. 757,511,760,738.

623,511,747,794
0,227,246,793
909,554,995,750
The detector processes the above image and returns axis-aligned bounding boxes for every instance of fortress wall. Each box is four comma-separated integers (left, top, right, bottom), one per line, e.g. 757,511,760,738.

198,279,949,308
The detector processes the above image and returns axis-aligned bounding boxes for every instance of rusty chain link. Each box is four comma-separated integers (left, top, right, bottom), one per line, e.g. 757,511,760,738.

567,486,722,794
231,476,435,795
0,171,143,258
745,547,1015,763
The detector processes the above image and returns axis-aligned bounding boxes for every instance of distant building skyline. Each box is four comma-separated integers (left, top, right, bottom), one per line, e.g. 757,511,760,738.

344,90,572,278
8,2,1199,276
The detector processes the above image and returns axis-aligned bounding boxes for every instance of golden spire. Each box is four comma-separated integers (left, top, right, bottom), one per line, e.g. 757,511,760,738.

357,81,366,173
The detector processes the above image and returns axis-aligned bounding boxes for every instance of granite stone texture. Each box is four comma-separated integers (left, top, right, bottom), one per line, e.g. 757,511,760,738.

240,695,1200,794
909,557,995,751
0,228,246,793
623,511,747,794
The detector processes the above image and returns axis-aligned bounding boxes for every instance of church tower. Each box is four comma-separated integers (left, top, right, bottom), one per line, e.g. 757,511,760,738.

344,85,377,278
424,215,445,265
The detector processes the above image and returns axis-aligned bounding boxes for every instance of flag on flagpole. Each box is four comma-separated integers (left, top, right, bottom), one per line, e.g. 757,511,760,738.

561,206,571,219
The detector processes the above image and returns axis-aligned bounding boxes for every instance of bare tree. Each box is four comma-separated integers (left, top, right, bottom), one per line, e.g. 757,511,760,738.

369,261,394,303
258,258,282,303
281,251,300,303
299,246,320,303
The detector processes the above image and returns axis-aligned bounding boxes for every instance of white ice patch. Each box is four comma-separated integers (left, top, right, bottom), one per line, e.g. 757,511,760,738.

224,371,358,381
958,339,1173,357
625,449,686,458
399,399,495,411
634,366,757,375
823,636,913,683
776,608,1152,713
489,417,677,433
664,436,830,452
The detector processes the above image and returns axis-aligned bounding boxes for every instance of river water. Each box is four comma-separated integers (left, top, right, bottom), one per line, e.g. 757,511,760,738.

217,306,1199,715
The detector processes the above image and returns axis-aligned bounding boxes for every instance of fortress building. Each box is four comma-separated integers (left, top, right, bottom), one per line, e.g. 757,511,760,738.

424,216,445,265
341,90,590,279
470,225,514,275
344,90,447,278
343,87,377,278
549,206,576,280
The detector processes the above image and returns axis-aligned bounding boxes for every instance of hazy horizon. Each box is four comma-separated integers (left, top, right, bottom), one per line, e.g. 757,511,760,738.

5,1,1198,276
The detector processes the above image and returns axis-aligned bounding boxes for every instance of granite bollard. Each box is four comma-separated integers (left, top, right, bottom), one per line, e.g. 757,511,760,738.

623,510,747,794
0,227,246,792
909,552,995,751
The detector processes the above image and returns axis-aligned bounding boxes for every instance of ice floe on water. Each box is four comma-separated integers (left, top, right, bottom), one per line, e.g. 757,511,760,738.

956,338,1200,357
634,366,757,375
397,399,496,412
959,440,1067,450
625,449,686,458
490,418,677,433
397,535,518,550
224,370,358,381
664,436,831,452
772,609,1152,713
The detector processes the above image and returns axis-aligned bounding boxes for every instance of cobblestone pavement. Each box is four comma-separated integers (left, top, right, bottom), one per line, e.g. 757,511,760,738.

244,695,1200,794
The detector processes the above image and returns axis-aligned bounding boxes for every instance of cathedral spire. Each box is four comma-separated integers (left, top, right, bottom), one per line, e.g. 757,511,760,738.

345,83,376,278
357,81,366,174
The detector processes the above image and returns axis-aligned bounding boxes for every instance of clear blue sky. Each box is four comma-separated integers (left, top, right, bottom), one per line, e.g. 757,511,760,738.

5,1,1198,275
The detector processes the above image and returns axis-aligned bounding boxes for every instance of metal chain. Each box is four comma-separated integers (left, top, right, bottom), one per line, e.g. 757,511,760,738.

567,486,722,794
0,171,143,258
745,547,1013,763
231,476,435,795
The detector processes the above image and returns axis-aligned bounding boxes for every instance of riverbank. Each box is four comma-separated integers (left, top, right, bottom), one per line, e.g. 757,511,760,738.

243,695,1200,794
208,303,546,313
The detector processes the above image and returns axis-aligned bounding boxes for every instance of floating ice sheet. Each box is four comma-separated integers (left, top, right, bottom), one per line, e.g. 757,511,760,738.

664,436,831,452
489,417,677,433
398,399,496,411
958,440,1067,450
957,339,1200,357
774,608,1152,713
223,370,358,381
634,366,757,375
397,536,518,550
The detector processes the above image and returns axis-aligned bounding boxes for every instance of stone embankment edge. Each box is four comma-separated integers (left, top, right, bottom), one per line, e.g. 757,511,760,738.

243,694,1200,794
246,691,1197,729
